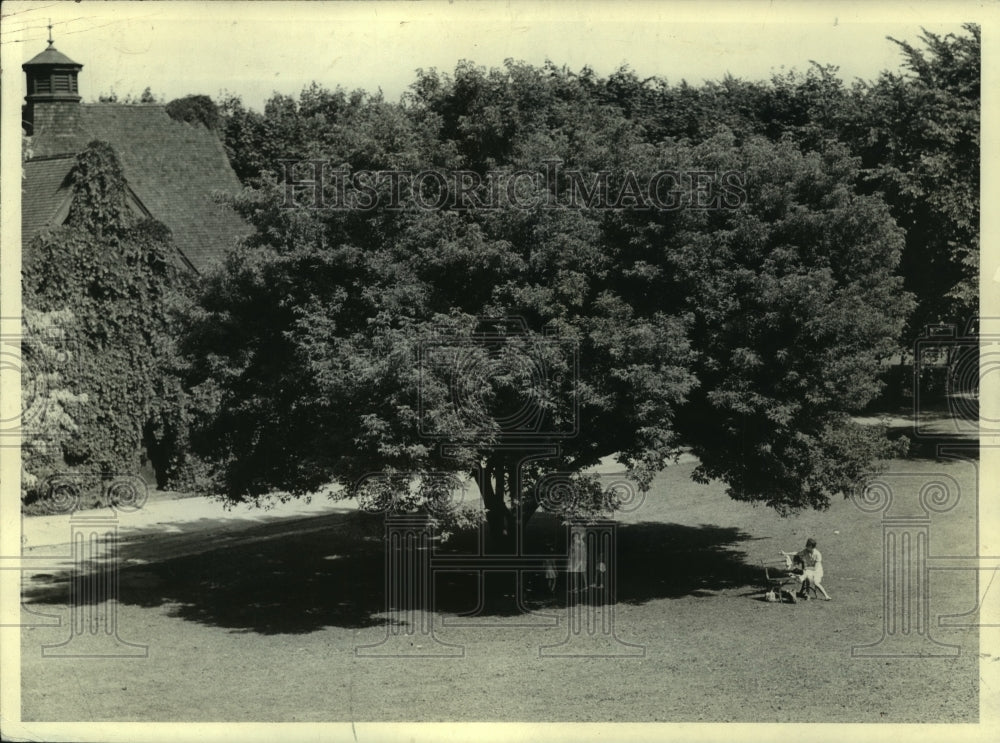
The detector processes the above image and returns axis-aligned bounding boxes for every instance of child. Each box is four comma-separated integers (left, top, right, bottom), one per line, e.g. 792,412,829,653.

567,531,587,598
544,559,557,594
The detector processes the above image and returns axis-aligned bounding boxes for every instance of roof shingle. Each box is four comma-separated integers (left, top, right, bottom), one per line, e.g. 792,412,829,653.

23,45,81,67
24,104,250,273
21,156,75,236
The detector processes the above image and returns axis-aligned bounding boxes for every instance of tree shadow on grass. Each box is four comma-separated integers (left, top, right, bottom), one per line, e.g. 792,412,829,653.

424,514,756,614
886,422,979,460
22,511,757,635
867,402,979,460
614,521,757,603
22,510,391,635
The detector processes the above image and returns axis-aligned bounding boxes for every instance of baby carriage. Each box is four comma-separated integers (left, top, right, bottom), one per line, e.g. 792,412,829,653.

761,555,819,603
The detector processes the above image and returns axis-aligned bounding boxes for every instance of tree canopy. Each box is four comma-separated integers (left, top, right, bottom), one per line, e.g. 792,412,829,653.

166,94,222,131
852,26,980,339
182,46,941,539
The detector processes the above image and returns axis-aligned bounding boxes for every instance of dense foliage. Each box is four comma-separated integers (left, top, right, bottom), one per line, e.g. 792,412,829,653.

22,142,197,496
166,94,222,131
854,26,980,340
178,28,981,537
25,27,977,535
20,308,86,498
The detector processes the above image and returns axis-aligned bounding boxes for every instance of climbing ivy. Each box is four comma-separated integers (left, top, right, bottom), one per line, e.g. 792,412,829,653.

22,141,200,498
20,307,86,503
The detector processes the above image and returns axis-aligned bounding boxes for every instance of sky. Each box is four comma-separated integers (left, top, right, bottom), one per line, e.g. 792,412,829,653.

0,1,980,110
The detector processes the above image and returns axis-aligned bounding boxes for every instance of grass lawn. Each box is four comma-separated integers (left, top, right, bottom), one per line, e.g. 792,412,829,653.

20,456,981,722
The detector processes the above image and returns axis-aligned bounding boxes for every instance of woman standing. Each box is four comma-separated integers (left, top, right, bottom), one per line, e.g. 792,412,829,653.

792,538,831,600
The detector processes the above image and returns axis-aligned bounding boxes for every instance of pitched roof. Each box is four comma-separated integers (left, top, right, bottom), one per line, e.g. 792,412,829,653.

22,154,197,273
23,45,81,67
25,104,250,273
21,156,75,234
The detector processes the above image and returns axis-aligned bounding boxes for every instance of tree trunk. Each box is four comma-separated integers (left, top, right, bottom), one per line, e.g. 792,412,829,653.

474,455,548,606
478,458,517,553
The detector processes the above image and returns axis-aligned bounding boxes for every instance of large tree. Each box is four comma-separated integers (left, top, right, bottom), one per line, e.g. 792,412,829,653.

186,62,911,544
851,25,980,340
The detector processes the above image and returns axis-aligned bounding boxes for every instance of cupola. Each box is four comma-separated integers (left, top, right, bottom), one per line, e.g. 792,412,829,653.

23,40,83,104
22,31,84,140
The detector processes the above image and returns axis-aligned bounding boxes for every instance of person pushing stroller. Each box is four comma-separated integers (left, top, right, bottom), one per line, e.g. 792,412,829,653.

780,538,832,601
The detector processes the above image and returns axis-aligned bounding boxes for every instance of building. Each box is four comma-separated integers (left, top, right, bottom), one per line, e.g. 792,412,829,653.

21,39,250,274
